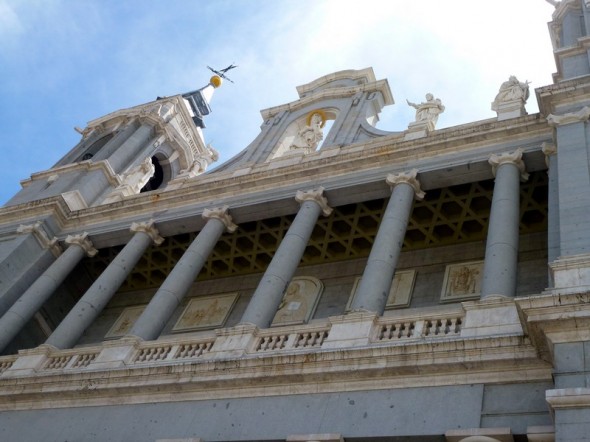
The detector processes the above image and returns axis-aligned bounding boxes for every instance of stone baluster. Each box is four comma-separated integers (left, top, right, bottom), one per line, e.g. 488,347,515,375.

45,221,163,349
350,169,424,314
129,207,237,341
240,188,332,328
0,233,97,353
481,149,528,299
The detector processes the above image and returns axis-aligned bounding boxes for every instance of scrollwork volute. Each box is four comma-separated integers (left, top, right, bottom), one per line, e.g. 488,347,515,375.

295,186,333,216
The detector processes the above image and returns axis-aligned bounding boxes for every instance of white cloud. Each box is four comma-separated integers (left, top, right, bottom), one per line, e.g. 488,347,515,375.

0,0,561,205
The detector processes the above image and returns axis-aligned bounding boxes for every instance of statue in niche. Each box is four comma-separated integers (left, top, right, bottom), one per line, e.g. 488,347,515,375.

289,110,326,154
121,157,155,194
491,75,530,112
406,93,445,128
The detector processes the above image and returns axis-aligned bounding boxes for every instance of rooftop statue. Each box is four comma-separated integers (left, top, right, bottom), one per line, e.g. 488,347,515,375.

491,75,530,112
289,111,326,154
406,93,445,129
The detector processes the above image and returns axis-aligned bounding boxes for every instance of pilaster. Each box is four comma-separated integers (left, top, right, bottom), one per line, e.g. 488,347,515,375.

16,222,61,258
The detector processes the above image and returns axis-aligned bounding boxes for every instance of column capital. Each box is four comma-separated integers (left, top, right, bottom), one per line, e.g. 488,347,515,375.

386,169,425,200
542,142,557,168
129,220,164,245
295,187,333,216
541,141,557,157
16,222,62,257
202,206,238,233
547,106,590,126
65,232,98,257
488,149,529,181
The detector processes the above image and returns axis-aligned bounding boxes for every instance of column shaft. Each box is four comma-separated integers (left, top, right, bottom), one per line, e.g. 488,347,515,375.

46,230,155,349
351,183,416,314
240,200,324,328
0,245,87,352
129,217,227,341
481,161,522,298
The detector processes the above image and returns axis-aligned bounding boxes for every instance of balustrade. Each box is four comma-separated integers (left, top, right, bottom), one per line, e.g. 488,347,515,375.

0,307,470,377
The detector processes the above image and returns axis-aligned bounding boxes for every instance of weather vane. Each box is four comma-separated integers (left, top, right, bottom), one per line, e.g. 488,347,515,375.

207,64,238,83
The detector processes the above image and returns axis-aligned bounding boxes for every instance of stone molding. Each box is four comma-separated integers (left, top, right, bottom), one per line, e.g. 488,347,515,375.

129,220,164,245
516,291,590,363
445,428,513,442
295,187,333,216
547,106,590,126
202,206,238,233
0,331,549,411
386,169,425,200
546,387,590,410
526,426,555,442
541,142,557,157
287,434,343,442
488,149,529,181
16,221,61,257
542,142,557,168
20,159,121,189
548,253,590,293
2,114,547,234
64,232,98,257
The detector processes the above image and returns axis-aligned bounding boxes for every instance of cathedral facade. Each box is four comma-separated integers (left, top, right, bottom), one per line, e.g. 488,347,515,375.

0,2,589,441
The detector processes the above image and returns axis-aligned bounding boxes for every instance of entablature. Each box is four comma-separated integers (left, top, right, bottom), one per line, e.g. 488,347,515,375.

0,113,551,248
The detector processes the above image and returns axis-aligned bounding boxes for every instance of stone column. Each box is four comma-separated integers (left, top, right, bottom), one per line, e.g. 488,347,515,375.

350,169,424,314
0,233,97,353
129,207,237,341
240,188,332,328
481,149,528,299
45,221,163,349
543,142,559,287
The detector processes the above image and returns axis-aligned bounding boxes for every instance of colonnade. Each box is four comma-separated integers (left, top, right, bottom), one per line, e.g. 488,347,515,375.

0,150,528,352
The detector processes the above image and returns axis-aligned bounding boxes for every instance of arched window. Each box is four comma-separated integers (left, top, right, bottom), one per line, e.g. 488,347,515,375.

140,156,164,192
76,133,114,162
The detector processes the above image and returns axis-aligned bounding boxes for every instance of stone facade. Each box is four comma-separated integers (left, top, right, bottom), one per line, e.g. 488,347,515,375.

0,3,590,441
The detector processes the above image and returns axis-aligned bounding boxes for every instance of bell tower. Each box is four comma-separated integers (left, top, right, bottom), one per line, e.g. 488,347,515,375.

5,76,223,210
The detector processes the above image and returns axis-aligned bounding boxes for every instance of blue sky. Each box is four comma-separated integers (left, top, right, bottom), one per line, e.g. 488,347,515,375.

0,0,556,206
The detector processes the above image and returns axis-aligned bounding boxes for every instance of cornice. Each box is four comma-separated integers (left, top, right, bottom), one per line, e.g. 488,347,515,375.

21,159,121,188
261,79,393,121
516,292,590,362
295,68,377,97
0,114,550,238
0,334,549,411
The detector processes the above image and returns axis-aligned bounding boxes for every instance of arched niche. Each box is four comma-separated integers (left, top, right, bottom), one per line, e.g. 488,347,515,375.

269,108,338,160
